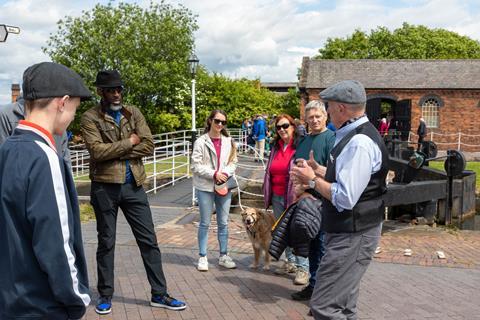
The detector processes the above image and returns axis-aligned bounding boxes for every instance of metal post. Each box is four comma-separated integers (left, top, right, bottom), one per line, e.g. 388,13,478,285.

153,146,157,194
172,141,175,185
191,78,197,148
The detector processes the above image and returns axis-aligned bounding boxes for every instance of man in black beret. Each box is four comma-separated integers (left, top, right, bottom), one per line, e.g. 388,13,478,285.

81,70,186,314
292,80,388,319
0,62,91,320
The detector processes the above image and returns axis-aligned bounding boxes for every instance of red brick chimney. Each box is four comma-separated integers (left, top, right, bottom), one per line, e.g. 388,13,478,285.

11,84,20,102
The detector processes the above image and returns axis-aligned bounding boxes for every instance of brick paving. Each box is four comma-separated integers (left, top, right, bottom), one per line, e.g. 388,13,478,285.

81,205,480,319
156,213,480,270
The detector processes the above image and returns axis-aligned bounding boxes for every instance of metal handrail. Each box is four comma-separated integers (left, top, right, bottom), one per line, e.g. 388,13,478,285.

70,132,191,194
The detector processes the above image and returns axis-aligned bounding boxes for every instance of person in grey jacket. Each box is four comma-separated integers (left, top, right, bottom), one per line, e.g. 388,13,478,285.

0,95,71,164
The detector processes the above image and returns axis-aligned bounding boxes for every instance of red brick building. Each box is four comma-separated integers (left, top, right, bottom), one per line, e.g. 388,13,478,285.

298,58,480,150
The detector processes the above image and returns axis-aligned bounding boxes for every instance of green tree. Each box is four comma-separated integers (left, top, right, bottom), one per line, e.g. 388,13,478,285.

193,72,298,130
317,23,480,59
43,1,197,133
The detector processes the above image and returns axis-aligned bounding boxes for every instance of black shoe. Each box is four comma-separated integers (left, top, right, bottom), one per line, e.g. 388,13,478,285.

291,286,313,301
151,293,187,311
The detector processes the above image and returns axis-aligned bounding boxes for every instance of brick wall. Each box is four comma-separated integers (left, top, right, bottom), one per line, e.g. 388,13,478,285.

300,88,480,151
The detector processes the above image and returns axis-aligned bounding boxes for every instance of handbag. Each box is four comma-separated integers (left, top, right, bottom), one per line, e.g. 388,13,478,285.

214,176,238,196
210,138,238,196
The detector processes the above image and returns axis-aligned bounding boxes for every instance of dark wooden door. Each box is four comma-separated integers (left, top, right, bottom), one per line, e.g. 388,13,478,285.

393,99,412,141
366,98,382,129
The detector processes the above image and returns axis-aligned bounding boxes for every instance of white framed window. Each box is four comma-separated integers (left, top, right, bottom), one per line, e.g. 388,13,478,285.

421,98,440,128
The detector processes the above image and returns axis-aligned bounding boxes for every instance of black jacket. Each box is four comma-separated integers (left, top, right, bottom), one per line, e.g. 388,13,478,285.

417,120,427,137
0,124,90,320
269,201,295,261
269,197,322,259
289,197,323,257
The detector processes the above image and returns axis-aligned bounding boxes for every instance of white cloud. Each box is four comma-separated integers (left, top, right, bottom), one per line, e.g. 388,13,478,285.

0,0,480,104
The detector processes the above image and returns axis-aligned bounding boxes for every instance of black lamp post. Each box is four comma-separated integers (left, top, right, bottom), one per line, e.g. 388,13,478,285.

187,53,199,146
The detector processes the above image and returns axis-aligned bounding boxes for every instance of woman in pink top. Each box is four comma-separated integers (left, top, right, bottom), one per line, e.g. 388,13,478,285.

262,114,307,282
192,110,237,272
379,118,389,136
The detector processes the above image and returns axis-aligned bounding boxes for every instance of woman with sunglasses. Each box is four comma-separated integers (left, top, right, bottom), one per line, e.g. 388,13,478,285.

191,110,237,272
262,114,309,285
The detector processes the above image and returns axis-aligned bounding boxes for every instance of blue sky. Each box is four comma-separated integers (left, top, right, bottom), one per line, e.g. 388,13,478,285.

1,0,480,103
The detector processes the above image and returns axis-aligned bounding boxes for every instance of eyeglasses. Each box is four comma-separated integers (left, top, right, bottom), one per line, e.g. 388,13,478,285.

213,119,227,126
104,87,123,94
276,123,291,131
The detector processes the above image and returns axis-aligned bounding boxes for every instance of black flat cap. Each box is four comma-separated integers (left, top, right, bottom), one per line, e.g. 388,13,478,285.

320,80,366,104
22,62,92,101
94,70,124,88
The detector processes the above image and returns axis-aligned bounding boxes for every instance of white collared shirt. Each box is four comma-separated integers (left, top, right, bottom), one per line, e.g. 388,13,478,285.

330,116,383,212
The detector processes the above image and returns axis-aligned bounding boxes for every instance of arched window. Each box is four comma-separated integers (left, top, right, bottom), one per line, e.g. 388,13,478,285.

420,95,442,128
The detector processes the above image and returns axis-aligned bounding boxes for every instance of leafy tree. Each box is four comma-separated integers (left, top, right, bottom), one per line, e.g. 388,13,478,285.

43,1,197,133
277,88,300,119
193,72,298,129
317,23,480,59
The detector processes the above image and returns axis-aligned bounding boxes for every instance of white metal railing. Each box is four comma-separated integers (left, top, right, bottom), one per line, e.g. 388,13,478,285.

69,131,191,194
407,131,480,151
69,127,268,204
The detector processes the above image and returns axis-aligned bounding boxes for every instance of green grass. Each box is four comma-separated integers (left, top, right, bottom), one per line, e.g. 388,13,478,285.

79,203,95,222
74,155,189,182
429,161,480,191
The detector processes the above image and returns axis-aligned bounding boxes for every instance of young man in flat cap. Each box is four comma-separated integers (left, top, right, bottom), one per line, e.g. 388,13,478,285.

0,62,91,320
291,80,388,319
81,70,186,314
0,95,71,164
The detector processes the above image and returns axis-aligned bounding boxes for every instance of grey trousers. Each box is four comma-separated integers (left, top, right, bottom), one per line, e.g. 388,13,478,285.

310,224,382,320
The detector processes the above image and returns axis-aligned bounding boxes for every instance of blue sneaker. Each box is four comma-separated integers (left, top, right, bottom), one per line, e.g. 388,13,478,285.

150,294,187,311
95,296,112,315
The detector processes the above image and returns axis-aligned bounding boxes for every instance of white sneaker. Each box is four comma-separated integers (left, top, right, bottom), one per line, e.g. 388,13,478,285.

219,255,237,269
197,256,208,271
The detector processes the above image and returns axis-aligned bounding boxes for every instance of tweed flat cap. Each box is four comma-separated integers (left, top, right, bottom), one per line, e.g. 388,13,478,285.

22,62,91,101
320,80,366,104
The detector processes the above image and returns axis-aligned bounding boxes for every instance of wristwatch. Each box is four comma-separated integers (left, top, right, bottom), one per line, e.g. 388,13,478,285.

308,178,316,189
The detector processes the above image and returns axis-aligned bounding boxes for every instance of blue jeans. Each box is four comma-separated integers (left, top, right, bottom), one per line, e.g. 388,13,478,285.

308,230,326,289
271,194,309,271
197,189,232,257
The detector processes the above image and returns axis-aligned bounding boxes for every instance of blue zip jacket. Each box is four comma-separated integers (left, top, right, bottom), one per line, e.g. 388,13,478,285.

0,122,90,320
252,118,266,141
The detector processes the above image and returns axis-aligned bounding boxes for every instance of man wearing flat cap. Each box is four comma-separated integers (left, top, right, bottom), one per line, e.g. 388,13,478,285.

292,80,388,319
81,70,186,314
0,62,91,320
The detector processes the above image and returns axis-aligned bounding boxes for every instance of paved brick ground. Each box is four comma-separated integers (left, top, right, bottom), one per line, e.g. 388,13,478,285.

81,243,480,320
81,206,480,319
155,213,480,270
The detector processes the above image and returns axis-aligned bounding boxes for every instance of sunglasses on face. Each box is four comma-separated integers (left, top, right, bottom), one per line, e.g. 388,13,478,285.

104,87,123,94
213,119,227,126
276,123,291,131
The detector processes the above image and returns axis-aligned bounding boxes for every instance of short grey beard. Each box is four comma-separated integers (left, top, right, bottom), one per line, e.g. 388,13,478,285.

109,104,122,111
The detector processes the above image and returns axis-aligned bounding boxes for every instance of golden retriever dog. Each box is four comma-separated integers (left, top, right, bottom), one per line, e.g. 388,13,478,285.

241,208,275,270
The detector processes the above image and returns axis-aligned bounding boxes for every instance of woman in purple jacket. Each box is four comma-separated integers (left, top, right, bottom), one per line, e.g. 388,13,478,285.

262,114,309,285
